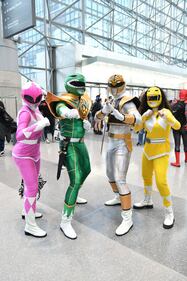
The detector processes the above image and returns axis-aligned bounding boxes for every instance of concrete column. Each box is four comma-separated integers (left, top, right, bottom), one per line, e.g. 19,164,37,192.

55,44,82,95
0,7,21,118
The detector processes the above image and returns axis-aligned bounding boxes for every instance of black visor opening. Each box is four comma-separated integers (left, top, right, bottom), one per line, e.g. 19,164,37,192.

108,81,125,88
24,94,42,104
70,81,85,88
147,95,160,101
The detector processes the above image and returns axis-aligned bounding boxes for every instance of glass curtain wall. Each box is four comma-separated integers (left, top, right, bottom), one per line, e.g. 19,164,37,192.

17,0,187,91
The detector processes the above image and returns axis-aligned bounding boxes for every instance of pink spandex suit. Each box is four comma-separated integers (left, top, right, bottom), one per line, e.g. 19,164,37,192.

12,82,46,215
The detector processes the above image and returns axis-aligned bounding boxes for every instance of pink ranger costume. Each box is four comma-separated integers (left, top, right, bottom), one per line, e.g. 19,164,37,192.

12,82,50,238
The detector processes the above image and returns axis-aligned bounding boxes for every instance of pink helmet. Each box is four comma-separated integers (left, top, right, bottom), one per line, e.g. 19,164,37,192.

21,82,43,105
179,89,187,101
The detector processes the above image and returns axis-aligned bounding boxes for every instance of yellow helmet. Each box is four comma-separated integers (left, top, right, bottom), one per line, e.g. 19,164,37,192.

108,74,125,97
147,87,162,108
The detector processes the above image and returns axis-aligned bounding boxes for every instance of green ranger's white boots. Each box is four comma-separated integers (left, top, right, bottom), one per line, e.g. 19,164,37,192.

60,213,77,239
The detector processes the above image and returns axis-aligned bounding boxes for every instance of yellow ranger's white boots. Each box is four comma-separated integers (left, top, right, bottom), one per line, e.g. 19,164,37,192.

133,194,153,209
163,206,175,229
115,209,133,236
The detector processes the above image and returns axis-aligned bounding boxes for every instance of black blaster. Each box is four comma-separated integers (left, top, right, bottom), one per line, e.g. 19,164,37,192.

57,137,70,180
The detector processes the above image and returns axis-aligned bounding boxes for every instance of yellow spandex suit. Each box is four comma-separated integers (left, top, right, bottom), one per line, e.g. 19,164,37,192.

135,87,180,207
136,108,180,207
134,87,181,229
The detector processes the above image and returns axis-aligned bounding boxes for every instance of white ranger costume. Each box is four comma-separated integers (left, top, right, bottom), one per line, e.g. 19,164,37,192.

95,74,141,236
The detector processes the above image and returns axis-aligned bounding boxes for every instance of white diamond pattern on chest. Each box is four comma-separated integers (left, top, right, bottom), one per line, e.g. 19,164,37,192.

146,115,167,132
146,115,156,132
157,116,167,129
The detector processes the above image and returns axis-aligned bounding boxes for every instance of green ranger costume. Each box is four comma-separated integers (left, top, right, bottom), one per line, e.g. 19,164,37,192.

56,109,91,217
46,74,91,239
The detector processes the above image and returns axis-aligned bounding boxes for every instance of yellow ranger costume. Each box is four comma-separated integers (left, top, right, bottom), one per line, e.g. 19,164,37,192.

95,74,141,236
142,109,180,160
133,86,181,229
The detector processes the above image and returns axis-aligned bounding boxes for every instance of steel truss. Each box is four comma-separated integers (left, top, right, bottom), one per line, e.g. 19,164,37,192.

17,0,187,92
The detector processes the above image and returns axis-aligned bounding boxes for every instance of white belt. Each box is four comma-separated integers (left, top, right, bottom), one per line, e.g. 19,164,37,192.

19,139,39,145
60,136,84,142
145,138,165,144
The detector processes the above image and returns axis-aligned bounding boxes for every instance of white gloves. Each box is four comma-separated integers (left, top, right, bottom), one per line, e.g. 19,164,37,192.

158,108,174,124
143,109,153,117
67,109,80,119
102,103,114,115
59,108,80,119
111,109,124,121
142,109,153,121
158,109,167,119
34,117,50,132
83,120,91,131
102,103,124,121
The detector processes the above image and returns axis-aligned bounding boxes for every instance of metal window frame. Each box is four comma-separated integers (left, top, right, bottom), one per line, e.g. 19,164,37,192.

16,0,187,92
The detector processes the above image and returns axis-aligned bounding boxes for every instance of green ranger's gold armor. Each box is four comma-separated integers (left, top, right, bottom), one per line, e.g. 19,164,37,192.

46,74,91,239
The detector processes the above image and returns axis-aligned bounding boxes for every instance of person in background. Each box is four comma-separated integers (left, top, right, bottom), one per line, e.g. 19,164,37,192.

87,99,93,125
95,74,141,236
170,89,187,167
91,95,103,135
39,95,55,143
136,91,146,146
0,101,7,156
136,129,146,146
12,82,50,238
0,101,16,156
133,86,181,229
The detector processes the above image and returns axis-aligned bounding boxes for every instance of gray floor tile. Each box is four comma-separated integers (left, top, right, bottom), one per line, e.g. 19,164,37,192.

0,131,187,281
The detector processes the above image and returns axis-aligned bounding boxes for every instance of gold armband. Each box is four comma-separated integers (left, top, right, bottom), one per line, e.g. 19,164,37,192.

109,182,118,193
123,114,135,125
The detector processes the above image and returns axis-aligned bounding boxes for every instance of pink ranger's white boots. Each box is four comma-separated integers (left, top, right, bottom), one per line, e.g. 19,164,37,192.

24,197,47,238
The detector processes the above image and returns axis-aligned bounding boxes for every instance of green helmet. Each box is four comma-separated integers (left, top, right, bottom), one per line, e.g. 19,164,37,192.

64,74,86,96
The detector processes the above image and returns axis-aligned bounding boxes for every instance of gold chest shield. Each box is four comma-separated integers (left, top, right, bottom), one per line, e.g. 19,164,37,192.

46,91,91,120
78,93,92,119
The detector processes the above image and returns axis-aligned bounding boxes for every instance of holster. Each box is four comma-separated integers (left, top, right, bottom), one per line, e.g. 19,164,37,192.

57,137,70,180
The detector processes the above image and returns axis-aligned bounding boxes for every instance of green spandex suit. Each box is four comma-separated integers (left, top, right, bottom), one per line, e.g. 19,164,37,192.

56,105,91,216
46,74,91,217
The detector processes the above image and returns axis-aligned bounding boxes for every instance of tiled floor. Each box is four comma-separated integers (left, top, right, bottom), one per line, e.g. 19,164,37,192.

0,131,186,281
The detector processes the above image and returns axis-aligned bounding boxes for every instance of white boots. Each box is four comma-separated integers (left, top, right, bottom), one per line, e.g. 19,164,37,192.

105,193,121,206
163,206,175,229
133,195,153,209
116,209,133,236
133,195,175,229
76,196,87,204
24,197,47,238
22,210,43,219
59,195,86,239
105,191,133,236
60,213,77,239
25,211,47,238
